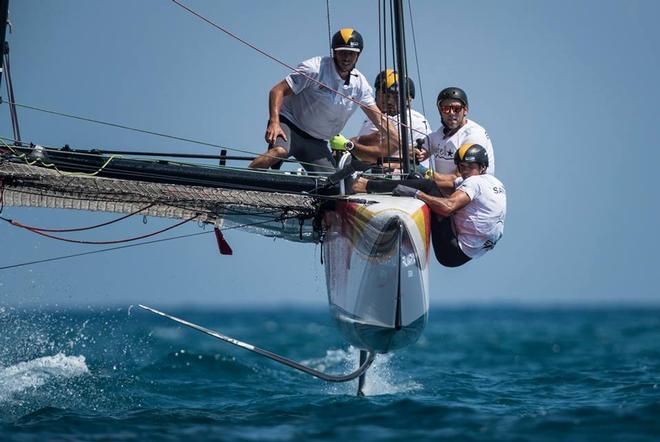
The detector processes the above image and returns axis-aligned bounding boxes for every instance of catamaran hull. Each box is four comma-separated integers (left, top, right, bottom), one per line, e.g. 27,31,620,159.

323,194,431,353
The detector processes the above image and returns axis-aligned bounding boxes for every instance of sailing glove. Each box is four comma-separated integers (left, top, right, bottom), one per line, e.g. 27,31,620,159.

330,134,354,152
392,185,420,199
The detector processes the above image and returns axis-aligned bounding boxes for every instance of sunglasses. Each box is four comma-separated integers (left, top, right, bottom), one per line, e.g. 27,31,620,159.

439,104,464,114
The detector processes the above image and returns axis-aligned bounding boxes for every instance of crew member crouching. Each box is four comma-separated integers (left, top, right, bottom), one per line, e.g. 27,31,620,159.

353,143,506,267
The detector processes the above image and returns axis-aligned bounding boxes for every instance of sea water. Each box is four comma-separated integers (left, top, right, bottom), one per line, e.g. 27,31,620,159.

0,305,658,441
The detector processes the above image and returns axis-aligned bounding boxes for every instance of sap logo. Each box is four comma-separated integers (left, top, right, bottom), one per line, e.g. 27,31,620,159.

493,186,505,194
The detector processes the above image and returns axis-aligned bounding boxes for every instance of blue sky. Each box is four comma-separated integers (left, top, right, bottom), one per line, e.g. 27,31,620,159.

1,0,659,308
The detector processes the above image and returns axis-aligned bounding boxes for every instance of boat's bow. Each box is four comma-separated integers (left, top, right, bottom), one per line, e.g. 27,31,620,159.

323,193,431,353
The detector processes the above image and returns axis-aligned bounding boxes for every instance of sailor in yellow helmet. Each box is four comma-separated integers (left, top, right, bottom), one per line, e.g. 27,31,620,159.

353,144,506,267
249,29,400,174
344,69,431,168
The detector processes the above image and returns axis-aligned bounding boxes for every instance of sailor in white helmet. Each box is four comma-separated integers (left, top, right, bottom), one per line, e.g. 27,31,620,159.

249,29,399,174
416,87,495,177
331,69,431,170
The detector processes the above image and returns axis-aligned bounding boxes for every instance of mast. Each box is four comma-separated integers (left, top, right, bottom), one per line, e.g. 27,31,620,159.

393,0,411,174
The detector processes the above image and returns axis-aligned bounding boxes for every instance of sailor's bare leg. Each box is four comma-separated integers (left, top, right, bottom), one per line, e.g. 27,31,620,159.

249,146,288,169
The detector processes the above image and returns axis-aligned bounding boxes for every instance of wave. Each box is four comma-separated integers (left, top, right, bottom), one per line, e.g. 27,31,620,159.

0,353,89,402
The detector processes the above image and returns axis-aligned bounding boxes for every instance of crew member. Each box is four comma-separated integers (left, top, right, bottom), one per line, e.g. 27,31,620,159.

416,87,495,176
249,29,398,174
332,69,430,167
354,144,506,267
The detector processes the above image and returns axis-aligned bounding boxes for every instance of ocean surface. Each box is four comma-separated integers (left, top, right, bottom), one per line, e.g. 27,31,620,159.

0,305,659,441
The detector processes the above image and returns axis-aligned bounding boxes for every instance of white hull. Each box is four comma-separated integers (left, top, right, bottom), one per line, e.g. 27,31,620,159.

323,194,431,353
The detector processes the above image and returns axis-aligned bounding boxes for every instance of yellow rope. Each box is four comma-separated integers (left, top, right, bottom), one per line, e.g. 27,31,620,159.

0,138,122,177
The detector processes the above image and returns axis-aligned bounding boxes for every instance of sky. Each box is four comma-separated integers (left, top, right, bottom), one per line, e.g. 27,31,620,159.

1,0,659,308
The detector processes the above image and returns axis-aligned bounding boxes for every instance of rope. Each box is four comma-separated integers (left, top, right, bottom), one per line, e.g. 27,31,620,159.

0,216,302,271
0,203,155,233
0,136,124,177
0,136,336,186
2,102,334,172
1,212,199,245
168,0,427,140
5,101,241,154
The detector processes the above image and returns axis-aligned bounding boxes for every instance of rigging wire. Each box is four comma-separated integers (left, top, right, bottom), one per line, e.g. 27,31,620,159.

0,217,305,271
407,0,426,118
379,0,393,166
4,101,244,155
378,0,383,74
3,101,334,172
0,135,334,184
326,0,332,54
168,0,427,140
1,0,429,175
0,102,334,173
388,0,400,171
397,0,415,171
0,1,431,181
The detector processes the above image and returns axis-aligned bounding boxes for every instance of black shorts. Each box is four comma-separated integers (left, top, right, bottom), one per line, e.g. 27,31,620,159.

366,178,472,268
269,116,336,174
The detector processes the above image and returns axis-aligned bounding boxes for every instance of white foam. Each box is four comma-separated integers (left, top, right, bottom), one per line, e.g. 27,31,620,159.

357,351,423,396
0,353,89,401
316,346,423,396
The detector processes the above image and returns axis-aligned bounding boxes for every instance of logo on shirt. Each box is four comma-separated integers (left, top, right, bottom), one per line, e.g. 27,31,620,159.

432,141,455,160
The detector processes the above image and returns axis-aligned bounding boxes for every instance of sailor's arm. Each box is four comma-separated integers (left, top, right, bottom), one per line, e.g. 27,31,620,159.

426,172,458,194
265,80,294,143
362,104,401,148
416,189,471,217
350,133,386,163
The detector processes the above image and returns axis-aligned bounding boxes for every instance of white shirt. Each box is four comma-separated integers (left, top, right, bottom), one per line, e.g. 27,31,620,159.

453,174,506,259
281,56,376,141
357,109,431,167
423,119,495,175
357,108,430,140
